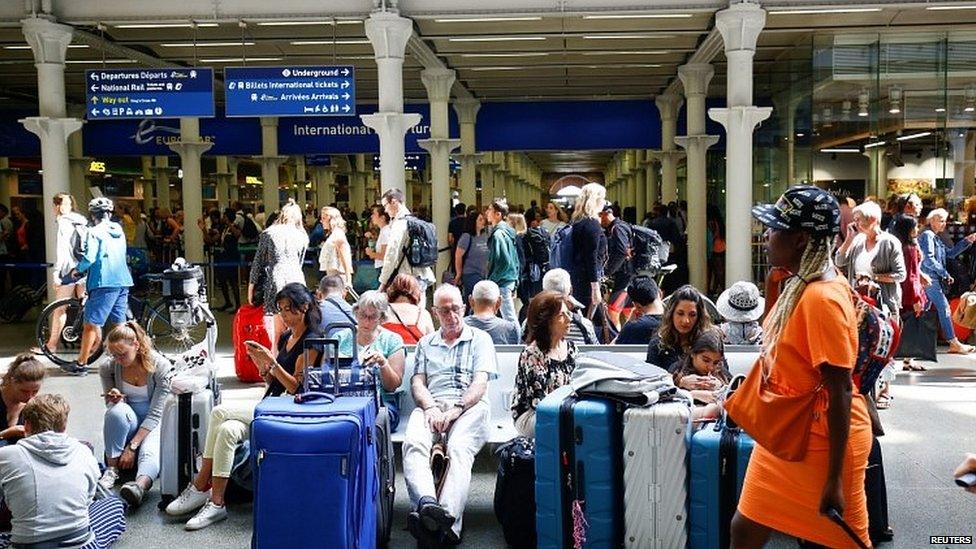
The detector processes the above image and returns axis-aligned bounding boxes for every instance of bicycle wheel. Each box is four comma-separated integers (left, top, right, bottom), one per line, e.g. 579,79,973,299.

36,298,103,366
144,300,211,355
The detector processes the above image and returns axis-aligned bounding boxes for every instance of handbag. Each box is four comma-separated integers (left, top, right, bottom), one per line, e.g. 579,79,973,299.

895,309,938,362
723,355,823,462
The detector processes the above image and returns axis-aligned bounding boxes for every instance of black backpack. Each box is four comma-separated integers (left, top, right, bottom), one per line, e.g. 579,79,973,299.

522,227,550,283
400,215,438,269
629,223,668,276
494,436,536,549
241,216,259,240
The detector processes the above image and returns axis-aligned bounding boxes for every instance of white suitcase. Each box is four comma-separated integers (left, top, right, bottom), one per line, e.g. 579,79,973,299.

158,389,215,504
622,401,691,549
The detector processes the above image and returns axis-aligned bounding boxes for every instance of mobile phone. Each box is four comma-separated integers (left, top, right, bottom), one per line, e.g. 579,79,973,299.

244,340,261,348
956,473,976,488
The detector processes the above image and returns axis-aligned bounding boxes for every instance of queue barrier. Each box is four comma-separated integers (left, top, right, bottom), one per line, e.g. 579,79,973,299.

389,344,761,445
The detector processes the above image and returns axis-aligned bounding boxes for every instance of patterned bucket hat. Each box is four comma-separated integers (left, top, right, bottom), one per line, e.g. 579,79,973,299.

751,185,840,237
716,281,765,323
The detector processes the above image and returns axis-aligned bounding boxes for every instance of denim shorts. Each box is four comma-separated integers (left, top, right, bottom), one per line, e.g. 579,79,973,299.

84,287,130,326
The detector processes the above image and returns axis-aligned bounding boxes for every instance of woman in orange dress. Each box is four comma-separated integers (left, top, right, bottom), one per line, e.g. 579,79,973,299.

732,186,873,548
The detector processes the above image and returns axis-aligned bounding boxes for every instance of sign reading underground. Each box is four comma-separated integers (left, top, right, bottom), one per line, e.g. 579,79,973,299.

224,66,356,117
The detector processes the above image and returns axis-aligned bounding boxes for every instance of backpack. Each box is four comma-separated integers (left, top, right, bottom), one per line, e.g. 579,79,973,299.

522,227,550,283
68,218,89,263
629,223,668,275
549,223,574,271
400,215,438,269
493,436,537,549
852,292,900,395
241,216,259,240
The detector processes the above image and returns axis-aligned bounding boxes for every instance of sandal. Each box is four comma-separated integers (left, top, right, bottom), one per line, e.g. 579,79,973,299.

948,344,976,354
903,359,928,372
876,397,891,410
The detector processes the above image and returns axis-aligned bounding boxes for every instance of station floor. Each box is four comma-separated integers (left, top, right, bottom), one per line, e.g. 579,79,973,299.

0,310,973,548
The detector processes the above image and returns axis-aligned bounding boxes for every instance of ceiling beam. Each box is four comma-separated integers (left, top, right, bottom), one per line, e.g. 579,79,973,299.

406,30,475,101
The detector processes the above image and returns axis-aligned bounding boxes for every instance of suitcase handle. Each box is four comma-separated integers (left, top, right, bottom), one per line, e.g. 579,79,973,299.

323,321,358,363
304,337,342,395
294,391,335,404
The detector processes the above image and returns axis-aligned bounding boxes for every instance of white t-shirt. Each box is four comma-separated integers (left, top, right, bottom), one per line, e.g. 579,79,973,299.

374,224,390,269
540,219,566,237
854,242,879,277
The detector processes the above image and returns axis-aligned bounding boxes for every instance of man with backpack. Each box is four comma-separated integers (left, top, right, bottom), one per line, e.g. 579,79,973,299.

519,223,550,318
67,197,133,375
484,199,520,324
599,202,634,329
379,189,435,306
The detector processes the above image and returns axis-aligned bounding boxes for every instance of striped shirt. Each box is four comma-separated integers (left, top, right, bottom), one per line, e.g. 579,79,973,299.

412,325,498,403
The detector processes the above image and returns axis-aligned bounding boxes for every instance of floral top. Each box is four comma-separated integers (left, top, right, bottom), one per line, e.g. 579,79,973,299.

511,340,579,420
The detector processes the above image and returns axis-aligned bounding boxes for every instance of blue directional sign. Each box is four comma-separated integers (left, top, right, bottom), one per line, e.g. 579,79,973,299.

224,66,355,117
85,68,214,120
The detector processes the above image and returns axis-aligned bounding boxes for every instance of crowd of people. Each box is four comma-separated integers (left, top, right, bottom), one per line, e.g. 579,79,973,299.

4,179,976,548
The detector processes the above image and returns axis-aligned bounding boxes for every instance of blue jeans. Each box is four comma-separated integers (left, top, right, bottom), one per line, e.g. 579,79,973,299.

498,282,517,324
103,401,161,480
925,283,956,341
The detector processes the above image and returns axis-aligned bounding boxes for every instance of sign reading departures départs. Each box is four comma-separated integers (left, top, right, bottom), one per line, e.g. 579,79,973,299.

224,66,356,117
85,68,215,119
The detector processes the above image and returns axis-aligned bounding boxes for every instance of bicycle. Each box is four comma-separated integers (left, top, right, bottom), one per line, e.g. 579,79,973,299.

36,265,217,367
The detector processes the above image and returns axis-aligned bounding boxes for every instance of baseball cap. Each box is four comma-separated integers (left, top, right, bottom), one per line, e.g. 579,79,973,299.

601,201,614,213
751,185,840,237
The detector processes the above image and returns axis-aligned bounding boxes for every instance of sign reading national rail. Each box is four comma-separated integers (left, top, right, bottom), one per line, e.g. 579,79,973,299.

224,66,356,117
85,68,215,119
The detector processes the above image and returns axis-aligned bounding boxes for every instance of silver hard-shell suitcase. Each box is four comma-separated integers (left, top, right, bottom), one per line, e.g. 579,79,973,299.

622,400,691,548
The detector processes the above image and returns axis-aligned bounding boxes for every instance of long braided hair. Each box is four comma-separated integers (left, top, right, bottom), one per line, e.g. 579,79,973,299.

763,235,834,354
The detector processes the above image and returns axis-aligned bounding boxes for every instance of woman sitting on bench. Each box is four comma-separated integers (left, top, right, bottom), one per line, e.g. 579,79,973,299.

512,291,579,437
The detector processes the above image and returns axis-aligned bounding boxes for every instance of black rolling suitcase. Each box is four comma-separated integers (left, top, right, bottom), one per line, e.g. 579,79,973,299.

866,437,893,545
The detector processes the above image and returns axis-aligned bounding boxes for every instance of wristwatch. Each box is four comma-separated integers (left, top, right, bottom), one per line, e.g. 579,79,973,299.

453,402,465,412
128,441,139,452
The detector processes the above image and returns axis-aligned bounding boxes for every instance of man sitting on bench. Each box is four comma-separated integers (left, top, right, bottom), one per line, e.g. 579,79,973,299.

402,284,497,547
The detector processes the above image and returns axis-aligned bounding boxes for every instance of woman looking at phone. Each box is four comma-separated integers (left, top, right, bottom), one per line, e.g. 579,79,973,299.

334,290,406,430
165,283,322,531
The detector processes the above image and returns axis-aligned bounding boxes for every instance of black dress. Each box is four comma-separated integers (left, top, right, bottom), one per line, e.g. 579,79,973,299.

645,335,683,373
265,329,315,398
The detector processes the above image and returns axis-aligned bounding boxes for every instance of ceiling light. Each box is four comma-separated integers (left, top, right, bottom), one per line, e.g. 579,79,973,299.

201,57,283,63
768,8,880,15
820,148,860,153
795,132,805,137
290,39,371,45
926,4,976,10
896,132,931,141
448,36,546,42
469,66,526,71
581,50,669,55
888,87,902,114
965,85,976,113
857,89,870,117
4,44,88,50
582,34,674,40
65,59,134,64
256,20,361,26
864,140,886,149
460,52,549,58
434,16,542,23
160,41,254,47
114,22,218,28
936,107,947,113
582,14,692,19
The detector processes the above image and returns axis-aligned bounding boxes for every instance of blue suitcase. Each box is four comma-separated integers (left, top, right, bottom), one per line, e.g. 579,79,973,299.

250,336,378,549
688,414,754,549
535,385,623,549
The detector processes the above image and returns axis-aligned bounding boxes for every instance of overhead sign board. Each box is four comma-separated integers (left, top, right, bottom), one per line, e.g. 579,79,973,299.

224,66,356,117
85,68,214,119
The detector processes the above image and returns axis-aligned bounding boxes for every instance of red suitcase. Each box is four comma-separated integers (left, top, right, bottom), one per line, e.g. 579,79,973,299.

233,304,270,383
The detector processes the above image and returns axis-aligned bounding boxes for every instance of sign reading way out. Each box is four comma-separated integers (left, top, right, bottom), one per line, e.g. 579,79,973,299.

84,68,215,119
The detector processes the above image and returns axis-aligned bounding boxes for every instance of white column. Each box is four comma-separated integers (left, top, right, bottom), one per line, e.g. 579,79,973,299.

140,156,154,210
454,98,481,208
634,150,648,223
155,156,172,210
676,63,719,291
255,117,287,212
214,156,234,211
67,126,89,206
480,155,497,204
951,131,976,199
362,9,421,195
708,2,773,286
311,165,337,207
418,68,460,279
20,16,82,295
655,95,684,204
294,155,311,205
168,118,213,263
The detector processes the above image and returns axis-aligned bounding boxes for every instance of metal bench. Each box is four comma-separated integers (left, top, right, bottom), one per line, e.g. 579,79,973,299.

390,344,760,444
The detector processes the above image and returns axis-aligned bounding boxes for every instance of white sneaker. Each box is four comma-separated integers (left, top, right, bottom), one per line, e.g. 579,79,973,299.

165,484,211,516
184,501,227,531
98,467,119,491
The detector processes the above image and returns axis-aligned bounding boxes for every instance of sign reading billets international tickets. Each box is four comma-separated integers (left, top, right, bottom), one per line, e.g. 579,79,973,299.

85,68,215,119
224,66,355,117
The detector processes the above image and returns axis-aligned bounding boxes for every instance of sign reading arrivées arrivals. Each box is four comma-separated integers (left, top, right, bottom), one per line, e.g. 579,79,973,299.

224,66,356,117
85,68,215,119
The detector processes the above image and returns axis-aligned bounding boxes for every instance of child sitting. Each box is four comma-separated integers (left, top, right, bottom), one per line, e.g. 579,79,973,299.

672,329,732,420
